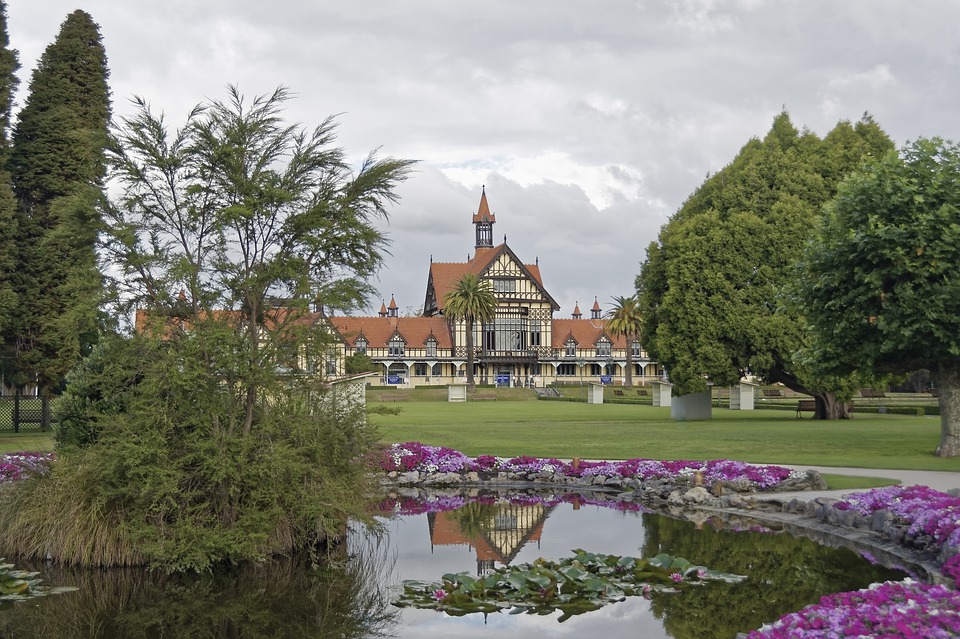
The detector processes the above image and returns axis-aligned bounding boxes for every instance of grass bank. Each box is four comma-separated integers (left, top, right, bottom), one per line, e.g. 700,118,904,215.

371,399,960,472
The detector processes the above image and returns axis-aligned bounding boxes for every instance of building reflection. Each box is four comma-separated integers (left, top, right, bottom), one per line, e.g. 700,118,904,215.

427,502,555,575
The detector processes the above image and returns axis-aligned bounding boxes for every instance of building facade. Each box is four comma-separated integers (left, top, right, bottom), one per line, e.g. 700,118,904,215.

327,189,661,388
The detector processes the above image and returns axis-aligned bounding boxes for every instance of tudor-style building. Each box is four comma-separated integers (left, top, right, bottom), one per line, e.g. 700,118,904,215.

327,189,661,387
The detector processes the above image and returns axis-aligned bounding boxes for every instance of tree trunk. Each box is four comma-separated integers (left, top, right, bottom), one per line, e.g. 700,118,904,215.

936,359,960,457
624,334,634,388
813,392,852,420
40,387,52,432
465,316,476,392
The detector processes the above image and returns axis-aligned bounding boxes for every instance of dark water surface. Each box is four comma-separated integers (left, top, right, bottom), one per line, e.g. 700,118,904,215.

0,491,908,639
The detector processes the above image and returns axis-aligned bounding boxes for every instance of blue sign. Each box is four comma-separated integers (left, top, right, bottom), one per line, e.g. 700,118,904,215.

387,375,402,384
600,375,612,384
495,374,510,386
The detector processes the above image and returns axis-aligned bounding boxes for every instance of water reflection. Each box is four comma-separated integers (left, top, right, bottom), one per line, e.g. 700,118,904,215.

0,538,399,639
381,489,909,639
0,490,910,639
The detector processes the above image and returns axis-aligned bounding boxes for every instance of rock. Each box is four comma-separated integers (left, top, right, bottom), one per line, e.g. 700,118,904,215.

398,471,420,484
683,487,713,505
871,509,894,532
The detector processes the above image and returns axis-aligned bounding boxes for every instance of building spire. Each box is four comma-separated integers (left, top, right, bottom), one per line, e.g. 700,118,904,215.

473,186,495,248
591,297,602,319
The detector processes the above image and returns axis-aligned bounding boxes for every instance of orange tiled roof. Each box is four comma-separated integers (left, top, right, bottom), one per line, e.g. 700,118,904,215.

328,314,453,349
135,306,320,337
552,318,628,348
427,244,555,313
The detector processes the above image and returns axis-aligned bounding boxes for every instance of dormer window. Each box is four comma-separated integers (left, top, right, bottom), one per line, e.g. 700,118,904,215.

388,336,405,357
355,337,367,355
425,337,437,358
596,339,611,358
631,341,642,358
565,339,577,357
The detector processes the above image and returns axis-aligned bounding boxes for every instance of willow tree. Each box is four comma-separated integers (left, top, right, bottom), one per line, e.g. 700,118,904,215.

798,138,960,456
443,273,496,391
606,295,643,387
637,112,893,418
0,86,414,570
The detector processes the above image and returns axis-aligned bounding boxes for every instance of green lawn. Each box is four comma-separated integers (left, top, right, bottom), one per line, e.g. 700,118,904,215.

5,399,957,477
372,400,960,472
0,432,54,454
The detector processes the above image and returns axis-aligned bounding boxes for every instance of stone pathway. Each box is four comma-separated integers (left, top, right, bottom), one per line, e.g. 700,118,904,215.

753,464,960,501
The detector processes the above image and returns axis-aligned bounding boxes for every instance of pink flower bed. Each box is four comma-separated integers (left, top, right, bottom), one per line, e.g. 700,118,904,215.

746,580,960,638
0,452,54,483
376,441,800,489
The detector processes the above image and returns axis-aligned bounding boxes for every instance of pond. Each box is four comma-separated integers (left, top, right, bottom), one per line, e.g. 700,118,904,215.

0,489,909,639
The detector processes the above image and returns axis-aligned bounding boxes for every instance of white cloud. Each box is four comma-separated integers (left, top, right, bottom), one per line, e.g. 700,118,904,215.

7,0,960,316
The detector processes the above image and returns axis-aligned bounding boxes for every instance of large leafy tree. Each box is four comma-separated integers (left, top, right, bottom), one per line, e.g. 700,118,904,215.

797,137,960,456
0,1,18,369
0,86,414,570
637,112,893,418
4,10,110,418
606,295,643,387
443,273,497,392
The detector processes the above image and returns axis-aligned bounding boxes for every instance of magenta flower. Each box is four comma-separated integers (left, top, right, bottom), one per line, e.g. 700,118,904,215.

670,572,683,583
432,588,447,601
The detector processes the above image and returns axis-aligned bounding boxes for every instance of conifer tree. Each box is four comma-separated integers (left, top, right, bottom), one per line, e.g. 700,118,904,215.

5,10,110,416
0,1,19,383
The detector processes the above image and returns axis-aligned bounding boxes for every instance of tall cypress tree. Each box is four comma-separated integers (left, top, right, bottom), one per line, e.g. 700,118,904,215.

0,1,20,387
6,10,110,415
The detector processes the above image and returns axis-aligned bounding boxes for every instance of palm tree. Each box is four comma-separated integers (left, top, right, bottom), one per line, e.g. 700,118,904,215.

443,273,497,391
606,295,644,387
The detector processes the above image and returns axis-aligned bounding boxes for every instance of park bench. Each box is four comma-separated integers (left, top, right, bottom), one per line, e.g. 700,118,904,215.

613,389,624,397
795,399,816,417
762,389,783,399
859,389,886,399
636,389,649,397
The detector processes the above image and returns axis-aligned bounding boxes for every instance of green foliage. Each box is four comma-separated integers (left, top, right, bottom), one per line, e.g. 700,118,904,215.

3,333,382,570
605,295,643,386
637,112,893,409
4,10,110,396
344,352,375,376
9,10,110,207
797,137,960,455
0,554,396,637
0,559,76,603
442,273,497,390
0,85,414,570
0,3,20,373
395,549,744,622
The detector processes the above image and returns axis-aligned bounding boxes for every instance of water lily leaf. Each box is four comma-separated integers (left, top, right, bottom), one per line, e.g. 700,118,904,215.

525,574,552,588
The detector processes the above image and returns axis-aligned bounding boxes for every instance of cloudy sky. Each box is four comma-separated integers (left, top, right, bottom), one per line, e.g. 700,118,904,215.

6,1,959,317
